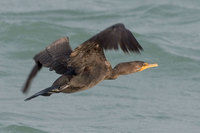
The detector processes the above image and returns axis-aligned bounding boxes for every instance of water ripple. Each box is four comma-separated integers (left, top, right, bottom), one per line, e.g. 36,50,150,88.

0,125,47,133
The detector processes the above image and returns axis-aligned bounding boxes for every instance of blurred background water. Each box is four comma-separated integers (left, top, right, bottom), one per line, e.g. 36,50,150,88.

0,0,200,133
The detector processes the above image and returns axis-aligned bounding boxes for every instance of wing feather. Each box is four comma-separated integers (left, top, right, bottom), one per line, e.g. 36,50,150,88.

34,37,72,74
22,37,72,93
83,23,143,53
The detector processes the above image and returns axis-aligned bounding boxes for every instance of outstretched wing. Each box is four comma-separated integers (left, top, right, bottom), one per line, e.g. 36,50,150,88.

83,23,143,53
22,37,72,93
34,37,72,74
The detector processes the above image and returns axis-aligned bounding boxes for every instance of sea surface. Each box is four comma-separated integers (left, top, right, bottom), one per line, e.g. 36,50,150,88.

0,0,200,133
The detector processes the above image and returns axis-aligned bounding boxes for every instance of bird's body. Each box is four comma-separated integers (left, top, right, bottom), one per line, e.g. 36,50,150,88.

52,42,111,93
22,23,158,101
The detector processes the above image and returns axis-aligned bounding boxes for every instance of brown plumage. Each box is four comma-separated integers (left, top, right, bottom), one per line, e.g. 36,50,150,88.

22,23,158,101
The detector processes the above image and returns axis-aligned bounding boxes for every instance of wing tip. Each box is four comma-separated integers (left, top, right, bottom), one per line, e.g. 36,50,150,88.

82,23,144,54
22,86,28,94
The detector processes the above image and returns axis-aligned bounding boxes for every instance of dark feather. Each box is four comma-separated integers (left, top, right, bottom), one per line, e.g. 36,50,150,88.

22,62,42,93
83,23,143,53
34,37,72,74
22,37,73,93
24,86,59,101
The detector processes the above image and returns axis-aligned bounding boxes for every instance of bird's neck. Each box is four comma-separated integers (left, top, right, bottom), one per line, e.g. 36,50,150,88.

106,66,124,80
105,62,139,80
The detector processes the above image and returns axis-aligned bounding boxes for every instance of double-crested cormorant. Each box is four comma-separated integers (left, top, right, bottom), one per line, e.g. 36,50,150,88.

22,23,158,101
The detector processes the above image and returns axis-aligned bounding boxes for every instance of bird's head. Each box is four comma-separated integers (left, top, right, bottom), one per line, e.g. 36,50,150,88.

113,61,158,76
132,61,158,72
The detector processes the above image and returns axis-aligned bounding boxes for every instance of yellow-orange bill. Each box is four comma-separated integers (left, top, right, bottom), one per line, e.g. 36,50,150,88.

139,63,158,72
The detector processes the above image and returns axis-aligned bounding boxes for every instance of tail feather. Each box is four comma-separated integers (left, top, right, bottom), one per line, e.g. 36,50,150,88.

24,86,59,101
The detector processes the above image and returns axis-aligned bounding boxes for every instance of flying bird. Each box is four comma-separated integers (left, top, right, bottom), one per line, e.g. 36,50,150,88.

22,23,158,101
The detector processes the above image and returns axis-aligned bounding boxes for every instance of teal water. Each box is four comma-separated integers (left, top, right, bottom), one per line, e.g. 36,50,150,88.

1,0,200,133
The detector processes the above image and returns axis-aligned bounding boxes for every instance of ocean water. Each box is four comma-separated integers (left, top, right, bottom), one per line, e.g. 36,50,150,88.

0,0,200,132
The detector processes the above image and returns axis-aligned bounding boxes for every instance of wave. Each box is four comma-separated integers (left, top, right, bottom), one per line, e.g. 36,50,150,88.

140,32,200,62
0,125,47,133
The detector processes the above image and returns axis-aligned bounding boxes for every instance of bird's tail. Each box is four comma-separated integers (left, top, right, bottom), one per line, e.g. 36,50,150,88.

24,86,60,101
